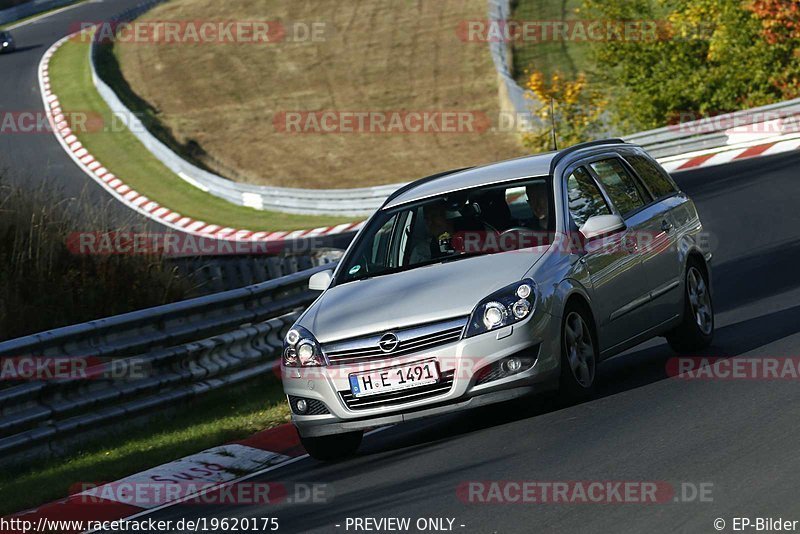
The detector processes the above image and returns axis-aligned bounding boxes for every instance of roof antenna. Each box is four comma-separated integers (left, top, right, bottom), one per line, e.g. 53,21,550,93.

549,97,559,151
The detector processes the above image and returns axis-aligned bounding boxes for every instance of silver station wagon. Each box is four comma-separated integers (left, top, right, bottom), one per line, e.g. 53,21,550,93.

282,139,714,461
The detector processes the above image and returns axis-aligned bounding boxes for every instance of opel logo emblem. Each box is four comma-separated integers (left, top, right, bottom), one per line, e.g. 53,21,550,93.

378,333,399,353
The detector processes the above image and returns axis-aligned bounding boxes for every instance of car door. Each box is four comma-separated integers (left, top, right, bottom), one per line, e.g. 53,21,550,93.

622,152,684,326
564,165,650,353
586,156,672,348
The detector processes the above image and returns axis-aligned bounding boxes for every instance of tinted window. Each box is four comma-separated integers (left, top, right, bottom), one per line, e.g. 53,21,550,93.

626,154,677,198
590,159,648,216
566,167,610,227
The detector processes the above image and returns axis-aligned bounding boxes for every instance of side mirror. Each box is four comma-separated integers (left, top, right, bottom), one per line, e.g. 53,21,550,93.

308,269,333,291
579,214,626,242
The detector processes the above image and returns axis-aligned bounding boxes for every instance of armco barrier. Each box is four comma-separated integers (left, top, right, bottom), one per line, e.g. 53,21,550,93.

0,263,336,465
0,0,74,26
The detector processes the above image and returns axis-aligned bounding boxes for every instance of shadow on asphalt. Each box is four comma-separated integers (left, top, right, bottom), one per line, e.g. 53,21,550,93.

0,44,42,54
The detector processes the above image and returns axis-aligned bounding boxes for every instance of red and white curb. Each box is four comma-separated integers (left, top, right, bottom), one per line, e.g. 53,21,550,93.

5,423,307,533
658,132,800,173
38,33,365,244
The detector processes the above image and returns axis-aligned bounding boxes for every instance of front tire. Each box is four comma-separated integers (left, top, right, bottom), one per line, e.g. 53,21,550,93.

666,262,714,353
300,430,363,462
559,304,598,398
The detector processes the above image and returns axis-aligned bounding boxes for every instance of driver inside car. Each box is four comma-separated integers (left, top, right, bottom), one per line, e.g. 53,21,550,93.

409,201,457,263
526,181,550,232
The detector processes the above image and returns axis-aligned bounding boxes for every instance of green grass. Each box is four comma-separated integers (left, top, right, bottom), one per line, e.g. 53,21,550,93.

510,0,593,83
47,34,354,232
0,375,291,516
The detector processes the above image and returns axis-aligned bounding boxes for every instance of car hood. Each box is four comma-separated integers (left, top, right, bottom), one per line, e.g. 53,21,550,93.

300,247,548,343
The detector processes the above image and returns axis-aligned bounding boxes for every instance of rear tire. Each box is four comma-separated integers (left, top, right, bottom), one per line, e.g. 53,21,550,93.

666,261,714,353
300,430,363,462
559,303,598,399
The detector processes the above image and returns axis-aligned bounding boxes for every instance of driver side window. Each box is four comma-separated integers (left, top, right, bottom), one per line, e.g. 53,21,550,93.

566,167,611,227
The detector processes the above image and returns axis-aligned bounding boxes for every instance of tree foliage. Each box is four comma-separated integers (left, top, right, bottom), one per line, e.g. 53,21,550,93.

582,0,800,131
522,71,607,152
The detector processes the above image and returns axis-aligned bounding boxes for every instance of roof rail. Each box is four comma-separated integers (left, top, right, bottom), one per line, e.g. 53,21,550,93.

549,138,626,174
382,167,473,207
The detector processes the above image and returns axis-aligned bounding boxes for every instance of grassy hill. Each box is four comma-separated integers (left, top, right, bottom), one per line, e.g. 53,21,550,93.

115,0,524,189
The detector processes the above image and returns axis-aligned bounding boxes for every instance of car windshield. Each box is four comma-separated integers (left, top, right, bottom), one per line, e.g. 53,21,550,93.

338,177,555,284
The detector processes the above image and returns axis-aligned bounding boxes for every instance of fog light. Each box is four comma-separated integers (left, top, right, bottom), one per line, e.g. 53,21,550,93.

503,357,523,374
295,399,308,414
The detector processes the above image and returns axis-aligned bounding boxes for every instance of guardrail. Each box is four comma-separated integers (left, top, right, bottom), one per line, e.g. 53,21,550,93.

0,263,335,465
0,0,74,26
624,99,800,159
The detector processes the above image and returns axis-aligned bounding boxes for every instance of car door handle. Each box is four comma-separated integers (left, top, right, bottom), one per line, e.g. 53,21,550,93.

661,220,674,233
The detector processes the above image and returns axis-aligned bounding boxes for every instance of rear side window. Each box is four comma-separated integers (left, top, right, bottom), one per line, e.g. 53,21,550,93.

590,159,649,216
566,167,611,227
626,154,677,199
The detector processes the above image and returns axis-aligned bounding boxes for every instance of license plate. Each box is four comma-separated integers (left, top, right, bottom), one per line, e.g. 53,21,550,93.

349,360,439,398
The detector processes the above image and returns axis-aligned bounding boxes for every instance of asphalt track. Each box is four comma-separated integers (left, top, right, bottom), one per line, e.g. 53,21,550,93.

5,2,800,533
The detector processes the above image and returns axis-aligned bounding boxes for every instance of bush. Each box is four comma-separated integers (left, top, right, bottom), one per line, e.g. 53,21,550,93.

0,175,193,341
581,0,800,132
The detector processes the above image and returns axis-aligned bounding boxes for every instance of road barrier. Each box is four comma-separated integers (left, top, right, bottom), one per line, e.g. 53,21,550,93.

0,263,336,465
0,0,75,26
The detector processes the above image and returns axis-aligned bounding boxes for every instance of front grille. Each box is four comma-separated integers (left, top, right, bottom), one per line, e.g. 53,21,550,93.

322,317,467,366
340,370,455,411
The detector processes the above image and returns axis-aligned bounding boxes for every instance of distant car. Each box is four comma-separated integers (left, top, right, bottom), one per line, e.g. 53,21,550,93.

0,31,15,53
282,139,714,461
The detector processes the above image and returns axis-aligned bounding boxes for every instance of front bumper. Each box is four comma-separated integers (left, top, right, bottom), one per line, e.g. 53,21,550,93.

281,309,561,437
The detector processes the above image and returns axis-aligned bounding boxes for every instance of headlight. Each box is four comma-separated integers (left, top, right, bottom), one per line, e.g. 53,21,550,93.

283,325,325,367
465,279,536,338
